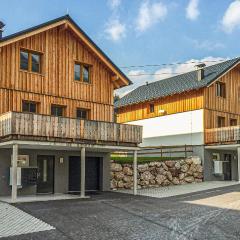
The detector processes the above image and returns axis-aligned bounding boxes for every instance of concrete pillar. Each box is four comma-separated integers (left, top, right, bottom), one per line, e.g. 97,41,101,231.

238,148,240,182
11,144,18,203
81,147,86,197
133,150,138,195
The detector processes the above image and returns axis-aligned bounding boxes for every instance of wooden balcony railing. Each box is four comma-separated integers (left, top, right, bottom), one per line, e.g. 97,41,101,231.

205,126,240,144
0,112,142,146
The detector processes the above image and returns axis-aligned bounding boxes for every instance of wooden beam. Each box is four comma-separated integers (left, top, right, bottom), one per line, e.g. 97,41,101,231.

111,75,120,82
59,23,69,32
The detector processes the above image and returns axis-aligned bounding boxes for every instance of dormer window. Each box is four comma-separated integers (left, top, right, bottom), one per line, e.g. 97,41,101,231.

20,49,42,73
74,62,91,83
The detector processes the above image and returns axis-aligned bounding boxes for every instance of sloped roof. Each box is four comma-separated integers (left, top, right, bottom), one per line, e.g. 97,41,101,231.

115,57,240,108
0,15,132,87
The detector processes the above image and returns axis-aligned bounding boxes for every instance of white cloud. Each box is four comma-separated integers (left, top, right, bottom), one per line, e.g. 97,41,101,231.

116,57,228,97
104,19,126,41
136,0,167,32
222,0,240,33
188,38,225,51
186,0,200,21
108,0,121,10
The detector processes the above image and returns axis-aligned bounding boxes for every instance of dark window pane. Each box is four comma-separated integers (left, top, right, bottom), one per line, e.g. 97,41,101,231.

20,51,29,71
217,116,225,127
51,106,64,117
77,109,88,119
22,101,37,113
22,101,29,112
149,104,154,113
230,119,237,126
216,82,226,98
83,66,90,83
29,102,36,113
74,64,81,81
31,53,40,73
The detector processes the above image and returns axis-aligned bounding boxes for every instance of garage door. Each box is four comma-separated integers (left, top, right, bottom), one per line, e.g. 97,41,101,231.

68,157,101,193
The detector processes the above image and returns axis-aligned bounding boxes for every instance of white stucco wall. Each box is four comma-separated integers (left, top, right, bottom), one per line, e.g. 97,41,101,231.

129,109,204,146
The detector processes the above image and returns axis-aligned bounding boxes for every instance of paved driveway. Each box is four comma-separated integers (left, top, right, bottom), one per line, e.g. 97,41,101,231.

4,184,240,240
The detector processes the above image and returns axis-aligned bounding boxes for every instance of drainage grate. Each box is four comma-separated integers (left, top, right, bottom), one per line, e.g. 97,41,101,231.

0,202,55,238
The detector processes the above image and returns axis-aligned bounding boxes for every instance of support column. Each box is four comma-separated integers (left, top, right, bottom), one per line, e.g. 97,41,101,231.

238,148,240,182
81,147,86,197
11,144,18,203
133,150,138,195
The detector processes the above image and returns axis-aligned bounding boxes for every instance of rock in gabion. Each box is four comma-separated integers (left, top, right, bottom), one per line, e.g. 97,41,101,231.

110,157,204,190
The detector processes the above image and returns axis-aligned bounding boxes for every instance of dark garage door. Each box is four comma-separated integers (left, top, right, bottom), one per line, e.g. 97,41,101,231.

68,156,101,193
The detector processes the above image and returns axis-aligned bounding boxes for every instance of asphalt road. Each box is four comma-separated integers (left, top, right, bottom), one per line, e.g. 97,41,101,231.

4,184,240,240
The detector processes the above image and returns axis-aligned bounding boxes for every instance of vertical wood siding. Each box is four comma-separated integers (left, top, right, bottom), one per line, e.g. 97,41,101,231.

0,26,114,121
203,66,240,129
117,89,204,123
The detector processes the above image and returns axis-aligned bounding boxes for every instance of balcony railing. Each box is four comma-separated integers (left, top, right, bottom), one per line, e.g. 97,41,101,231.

205,126,240,144
0,112,142,146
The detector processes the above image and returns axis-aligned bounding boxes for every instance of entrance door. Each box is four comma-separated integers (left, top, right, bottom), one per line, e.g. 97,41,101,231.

68,157,101,193
37,156,55,194
223,154,232,180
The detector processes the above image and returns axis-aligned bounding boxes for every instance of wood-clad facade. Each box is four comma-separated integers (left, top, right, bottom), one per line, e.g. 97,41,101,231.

0,26,115,121
117,63,240,144
117,89,204,123
203,65,240,129
0,16,142,146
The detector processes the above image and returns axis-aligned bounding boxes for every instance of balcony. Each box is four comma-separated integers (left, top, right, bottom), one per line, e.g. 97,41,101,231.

0,112,142,146
205,126,240,144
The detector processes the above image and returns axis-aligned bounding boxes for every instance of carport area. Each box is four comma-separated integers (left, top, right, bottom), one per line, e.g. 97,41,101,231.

204,144,240,181
2,183,240,240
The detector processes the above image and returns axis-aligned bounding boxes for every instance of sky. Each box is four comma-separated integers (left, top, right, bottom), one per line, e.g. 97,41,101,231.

1,0,240,96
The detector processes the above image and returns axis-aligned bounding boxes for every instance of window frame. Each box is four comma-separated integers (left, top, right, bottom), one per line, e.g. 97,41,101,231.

149,103,155,113
74,61,91,83
51,105,65,117
76,108,89,120
216,81,226,98
22,100,38,114
20,48,42,74
230,118,237,127
217,116,225,128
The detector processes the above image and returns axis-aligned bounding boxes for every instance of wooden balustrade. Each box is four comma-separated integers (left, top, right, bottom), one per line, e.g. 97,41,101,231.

0,112,142,145
205,126,240,144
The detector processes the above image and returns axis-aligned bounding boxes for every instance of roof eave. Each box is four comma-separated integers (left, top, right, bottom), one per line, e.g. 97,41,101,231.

0,15,132,87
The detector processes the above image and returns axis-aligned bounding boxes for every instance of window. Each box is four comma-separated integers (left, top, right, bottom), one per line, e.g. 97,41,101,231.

217,116,225,128
74,62,91,83
20,51,29,71
22,101,37,113
51,105,64,117
216,82,226,98
230,118,237,126
76,108,89,119
83,65,90,83
149,103,155,113
31,53,40,73
20,49,42,73
74,63,81,81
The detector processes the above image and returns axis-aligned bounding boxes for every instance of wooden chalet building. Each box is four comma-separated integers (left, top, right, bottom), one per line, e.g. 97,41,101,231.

115,58,240,182
0,15,142,202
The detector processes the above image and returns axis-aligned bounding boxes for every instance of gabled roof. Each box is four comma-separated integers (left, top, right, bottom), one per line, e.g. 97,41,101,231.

0,15,132,88
115,57,240,108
